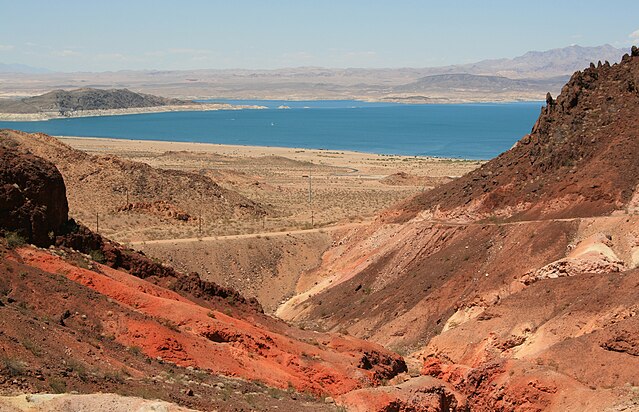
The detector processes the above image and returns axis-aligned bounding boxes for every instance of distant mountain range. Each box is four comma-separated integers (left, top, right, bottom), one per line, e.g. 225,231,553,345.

393,73,570,93
439,44,627,79
0,62,51,74
0,44,631,102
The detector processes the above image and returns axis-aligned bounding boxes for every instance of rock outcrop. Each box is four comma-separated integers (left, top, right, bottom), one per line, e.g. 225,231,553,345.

0,146,68,246
400,46,639,221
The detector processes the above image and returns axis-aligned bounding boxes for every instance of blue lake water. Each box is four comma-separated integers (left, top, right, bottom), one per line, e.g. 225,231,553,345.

0,100,543,159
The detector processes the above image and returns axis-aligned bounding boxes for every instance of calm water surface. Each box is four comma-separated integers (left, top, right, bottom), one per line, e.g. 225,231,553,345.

0,100,542,159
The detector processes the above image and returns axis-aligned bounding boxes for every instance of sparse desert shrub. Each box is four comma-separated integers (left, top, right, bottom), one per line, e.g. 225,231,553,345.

159,318,180,332
22,339,41,357
89,249,106,263
67,359,88,381
49,377,67,393
103,370,125,384
1,357,26,376
5,231,26,249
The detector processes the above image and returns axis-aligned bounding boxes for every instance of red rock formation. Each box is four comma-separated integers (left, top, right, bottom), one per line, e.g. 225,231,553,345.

12,246,406,396
0,138,406,406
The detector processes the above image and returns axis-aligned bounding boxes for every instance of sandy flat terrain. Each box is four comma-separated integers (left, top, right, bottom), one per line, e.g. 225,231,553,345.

58,136,482,242
58,136,480,174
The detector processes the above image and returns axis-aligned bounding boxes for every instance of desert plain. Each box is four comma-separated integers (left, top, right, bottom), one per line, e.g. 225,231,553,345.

50,136,480,311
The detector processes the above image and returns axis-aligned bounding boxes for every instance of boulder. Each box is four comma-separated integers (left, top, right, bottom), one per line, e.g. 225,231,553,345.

0,147,68,246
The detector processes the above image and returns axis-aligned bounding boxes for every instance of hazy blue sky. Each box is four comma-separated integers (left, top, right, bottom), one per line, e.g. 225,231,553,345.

1,0,638,72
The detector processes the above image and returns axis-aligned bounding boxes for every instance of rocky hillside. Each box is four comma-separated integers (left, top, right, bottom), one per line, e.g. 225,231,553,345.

279,48,639,410
0,130,266,241
0,88,191,115
0,144,406,410
399,46,639,223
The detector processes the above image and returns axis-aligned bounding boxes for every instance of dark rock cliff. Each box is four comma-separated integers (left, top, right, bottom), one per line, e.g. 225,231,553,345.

0,146,69,246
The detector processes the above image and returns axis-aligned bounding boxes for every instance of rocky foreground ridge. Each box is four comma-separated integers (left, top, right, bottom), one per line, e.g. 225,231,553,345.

279,47,639,410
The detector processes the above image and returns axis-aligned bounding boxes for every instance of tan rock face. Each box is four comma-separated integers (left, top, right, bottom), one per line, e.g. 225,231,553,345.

520,233,626,285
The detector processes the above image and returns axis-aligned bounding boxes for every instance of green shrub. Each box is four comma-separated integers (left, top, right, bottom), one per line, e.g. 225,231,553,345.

5,231,26,249
49,378,67,393
89,249,106,263
1,357,25,376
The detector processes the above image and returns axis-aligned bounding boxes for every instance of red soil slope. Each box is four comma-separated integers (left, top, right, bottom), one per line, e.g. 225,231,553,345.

0,243,348,411
10,246,404,396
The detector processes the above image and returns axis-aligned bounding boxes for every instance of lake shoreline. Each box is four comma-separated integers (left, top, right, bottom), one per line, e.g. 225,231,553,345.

56,135,482,164
0,103,266,122
0,101,540,159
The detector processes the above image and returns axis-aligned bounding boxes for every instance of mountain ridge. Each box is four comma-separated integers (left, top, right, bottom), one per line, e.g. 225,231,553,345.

0,44,628,103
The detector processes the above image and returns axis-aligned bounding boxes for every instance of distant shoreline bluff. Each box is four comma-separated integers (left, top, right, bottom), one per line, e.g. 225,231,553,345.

0,103,266,121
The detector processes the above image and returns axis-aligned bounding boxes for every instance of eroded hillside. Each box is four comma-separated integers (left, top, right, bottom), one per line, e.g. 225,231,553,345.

3,46,639,412
0,145,406,410
279,47,639,411
0,130,267,242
